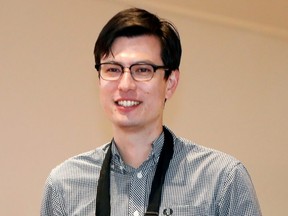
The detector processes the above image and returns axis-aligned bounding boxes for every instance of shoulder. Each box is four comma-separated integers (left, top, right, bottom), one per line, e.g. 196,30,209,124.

165,127,245,175
171,133,249,185
48,143,110,182
174,135,240,167
41,144,111,215
165,129,261,215
172,134,255,193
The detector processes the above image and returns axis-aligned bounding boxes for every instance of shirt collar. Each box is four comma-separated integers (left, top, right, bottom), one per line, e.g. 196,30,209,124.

110,130,165,173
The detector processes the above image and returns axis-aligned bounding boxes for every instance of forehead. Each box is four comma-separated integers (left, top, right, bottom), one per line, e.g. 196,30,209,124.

112,34,161,47
103,35,162,63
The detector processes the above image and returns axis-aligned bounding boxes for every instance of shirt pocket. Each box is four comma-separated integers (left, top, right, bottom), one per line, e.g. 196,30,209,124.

160,205,207,216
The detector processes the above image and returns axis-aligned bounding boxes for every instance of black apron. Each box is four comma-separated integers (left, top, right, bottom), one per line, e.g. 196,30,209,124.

95,127,174,216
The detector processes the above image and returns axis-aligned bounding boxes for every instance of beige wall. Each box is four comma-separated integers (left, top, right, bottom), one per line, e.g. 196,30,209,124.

1,1,287,215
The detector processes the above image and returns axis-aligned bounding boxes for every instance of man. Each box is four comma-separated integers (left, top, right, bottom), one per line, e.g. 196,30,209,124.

41,8,262,216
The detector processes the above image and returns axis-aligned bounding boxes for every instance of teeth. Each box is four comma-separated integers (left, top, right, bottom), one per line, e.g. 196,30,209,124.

117,100,140,107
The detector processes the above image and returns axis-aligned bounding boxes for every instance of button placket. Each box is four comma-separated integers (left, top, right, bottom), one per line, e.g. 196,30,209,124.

129,169,147,216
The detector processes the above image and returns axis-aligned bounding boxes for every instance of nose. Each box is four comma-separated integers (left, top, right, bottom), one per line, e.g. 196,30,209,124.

118,68,137,91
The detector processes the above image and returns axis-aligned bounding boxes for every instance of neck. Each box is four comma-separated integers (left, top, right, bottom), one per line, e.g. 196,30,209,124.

112,125,163,168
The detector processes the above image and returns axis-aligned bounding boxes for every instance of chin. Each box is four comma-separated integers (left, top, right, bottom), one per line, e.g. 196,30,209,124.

114,120,143,130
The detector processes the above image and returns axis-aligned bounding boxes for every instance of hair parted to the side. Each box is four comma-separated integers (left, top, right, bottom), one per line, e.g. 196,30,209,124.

94,8,182,79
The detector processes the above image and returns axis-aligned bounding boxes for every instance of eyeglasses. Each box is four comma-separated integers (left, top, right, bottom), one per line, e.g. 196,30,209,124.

95,62,169,81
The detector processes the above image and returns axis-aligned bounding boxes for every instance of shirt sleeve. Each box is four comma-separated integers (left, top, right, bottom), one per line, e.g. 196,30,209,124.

217,162,262,216
40,173,66,216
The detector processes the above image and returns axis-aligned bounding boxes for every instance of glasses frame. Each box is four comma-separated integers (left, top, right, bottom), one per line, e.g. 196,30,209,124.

95,62,169,81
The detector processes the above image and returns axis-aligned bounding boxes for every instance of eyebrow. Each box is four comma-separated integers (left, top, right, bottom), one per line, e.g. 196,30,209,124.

101,60,158,65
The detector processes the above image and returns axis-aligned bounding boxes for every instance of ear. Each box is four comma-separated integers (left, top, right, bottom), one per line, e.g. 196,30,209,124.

165,69,180,100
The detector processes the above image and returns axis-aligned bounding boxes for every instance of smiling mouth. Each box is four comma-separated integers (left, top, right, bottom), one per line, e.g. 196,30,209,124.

116,100,140,107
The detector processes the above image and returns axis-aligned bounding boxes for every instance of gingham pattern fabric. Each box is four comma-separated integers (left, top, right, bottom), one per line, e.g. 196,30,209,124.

41,127,262,216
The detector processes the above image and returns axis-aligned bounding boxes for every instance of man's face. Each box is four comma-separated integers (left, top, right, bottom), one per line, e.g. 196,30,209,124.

98,35,178,131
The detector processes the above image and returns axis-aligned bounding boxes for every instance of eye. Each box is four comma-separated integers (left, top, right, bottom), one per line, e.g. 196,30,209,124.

104,64,122,73
133,64,153,73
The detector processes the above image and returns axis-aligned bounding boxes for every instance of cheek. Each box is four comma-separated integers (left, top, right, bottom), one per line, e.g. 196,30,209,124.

99,80,115,93
99,92,107,111
99,83,113,108
143,84,166,106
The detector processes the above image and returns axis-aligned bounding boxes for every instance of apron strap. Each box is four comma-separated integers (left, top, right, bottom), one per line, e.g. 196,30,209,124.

96,143,112,216
144,127,174,215
96,127,174,216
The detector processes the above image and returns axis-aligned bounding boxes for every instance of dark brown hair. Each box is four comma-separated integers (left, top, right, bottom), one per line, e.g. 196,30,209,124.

94,8,182,79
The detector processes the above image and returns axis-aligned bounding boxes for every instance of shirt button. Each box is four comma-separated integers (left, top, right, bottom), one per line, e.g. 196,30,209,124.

137,171,143,179
133,210,139,216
